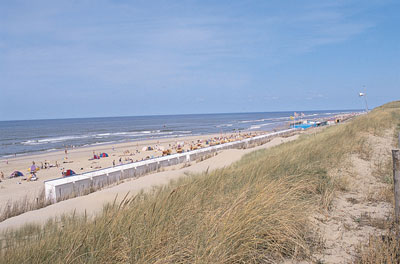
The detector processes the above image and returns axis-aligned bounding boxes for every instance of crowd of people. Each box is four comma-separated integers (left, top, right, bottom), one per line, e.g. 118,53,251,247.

110,132,262,167
0,131,264,183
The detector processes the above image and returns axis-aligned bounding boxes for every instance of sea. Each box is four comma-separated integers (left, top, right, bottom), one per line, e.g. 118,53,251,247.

0,110,359,158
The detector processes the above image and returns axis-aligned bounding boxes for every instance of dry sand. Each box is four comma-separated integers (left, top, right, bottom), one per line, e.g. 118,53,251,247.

0,132,257,208
0,134,298,232
311,129,395,263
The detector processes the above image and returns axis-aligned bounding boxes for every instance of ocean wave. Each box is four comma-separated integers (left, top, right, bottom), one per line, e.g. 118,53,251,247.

175,130,192,134
239,116,290,124
248,122,274,130
239,119,266,124
216,124,233,128
91,142,109,146
95,131,159,137
22,135,92,145
45,148,58,152
20,130,193,146
1,154,15,158
271,116,291,121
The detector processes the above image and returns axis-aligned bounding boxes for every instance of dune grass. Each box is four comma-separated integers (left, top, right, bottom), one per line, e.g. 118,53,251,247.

355,101,400,264
0,188,51,223
0,101,399,263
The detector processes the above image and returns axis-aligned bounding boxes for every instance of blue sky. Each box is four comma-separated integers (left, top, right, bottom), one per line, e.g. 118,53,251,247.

1,0,399,120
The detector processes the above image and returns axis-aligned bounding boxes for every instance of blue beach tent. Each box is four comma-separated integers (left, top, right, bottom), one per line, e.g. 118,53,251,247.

10,171,24,178
100,153,109,157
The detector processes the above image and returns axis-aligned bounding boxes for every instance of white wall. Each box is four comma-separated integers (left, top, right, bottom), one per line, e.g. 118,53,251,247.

45,129,296,202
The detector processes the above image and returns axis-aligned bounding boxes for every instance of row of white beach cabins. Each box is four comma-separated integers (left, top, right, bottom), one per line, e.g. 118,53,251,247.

45,128,298,203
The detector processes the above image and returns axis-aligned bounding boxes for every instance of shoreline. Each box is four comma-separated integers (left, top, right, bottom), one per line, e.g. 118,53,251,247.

0,130,269,208
0,130,267,163
0,132,204,161
0,110,358,160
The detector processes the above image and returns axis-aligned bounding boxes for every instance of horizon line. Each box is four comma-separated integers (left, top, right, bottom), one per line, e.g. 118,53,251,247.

0,108,363,122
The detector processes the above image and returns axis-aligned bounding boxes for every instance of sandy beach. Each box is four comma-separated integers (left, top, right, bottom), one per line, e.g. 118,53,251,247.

0,131,267,209
0,132,298,232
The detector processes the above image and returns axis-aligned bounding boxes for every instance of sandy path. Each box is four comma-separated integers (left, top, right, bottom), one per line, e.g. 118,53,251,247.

312,130,395,263
0,135,298,233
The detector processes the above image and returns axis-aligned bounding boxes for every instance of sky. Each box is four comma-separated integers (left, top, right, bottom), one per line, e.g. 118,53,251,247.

0,0,399,121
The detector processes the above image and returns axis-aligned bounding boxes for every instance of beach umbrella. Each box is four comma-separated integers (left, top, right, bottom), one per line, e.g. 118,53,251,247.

10,171,24,178
100,153,109,157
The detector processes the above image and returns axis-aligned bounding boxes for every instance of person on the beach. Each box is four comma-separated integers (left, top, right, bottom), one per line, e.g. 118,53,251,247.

29,161,38,181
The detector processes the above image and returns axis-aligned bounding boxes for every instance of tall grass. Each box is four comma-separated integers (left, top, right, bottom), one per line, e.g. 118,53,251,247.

0,188,51,222
0,101,399,263
355,101,400,263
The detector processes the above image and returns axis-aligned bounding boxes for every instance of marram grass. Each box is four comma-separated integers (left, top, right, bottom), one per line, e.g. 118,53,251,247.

1,101,399,263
